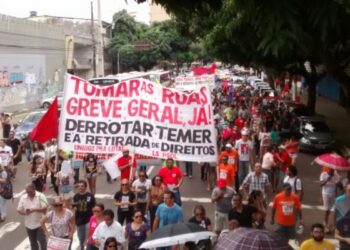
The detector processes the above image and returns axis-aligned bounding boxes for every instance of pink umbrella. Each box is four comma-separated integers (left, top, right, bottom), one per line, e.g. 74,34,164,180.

314,153,350,171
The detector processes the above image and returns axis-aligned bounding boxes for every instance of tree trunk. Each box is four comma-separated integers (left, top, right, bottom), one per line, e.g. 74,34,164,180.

306,77,317,115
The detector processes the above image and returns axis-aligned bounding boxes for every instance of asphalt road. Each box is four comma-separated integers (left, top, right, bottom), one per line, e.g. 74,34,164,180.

0,152,343,250
0,111,342,249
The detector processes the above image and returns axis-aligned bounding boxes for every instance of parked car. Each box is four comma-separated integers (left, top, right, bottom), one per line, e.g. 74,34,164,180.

254,81,271,90
286,102,311,117
297,116,336,152
41,92,63,109
15,110,47,139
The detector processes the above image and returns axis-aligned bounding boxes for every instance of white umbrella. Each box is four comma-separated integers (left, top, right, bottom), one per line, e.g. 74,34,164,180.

140,223,215,249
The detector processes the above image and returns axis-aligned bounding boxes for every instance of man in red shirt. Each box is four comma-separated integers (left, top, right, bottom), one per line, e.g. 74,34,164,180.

235,114,246,131
158,158,183,206
116,148,137,182
275,145,292,177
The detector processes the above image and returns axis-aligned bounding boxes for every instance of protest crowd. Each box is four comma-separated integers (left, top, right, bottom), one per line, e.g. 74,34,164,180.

1,69,350,250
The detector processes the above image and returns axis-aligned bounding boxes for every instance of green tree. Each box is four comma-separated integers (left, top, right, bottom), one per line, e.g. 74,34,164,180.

108,10,199,72
138,0,350,113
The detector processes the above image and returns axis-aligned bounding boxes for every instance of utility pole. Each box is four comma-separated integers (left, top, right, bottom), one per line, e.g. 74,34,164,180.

97,0,104,77
91,1,96,78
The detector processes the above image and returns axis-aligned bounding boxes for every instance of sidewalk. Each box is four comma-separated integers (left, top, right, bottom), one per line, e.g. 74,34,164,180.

302,94,350,148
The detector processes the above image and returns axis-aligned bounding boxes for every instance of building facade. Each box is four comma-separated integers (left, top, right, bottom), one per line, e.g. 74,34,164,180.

149,2,171,23
28,15,112,80
0,14,66,112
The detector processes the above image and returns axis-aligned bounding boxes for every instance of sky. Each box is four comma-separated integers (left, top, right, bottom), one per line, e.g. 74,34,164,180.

0,0,150,23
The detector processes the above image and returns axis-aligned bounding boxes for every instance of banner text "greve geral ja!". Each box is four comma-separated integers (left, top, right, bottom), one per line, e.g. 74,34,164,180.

59,74,218,162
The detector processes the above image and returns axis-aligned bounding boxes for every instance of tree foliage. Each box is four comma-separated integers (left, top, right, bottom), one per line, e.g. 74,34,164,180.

107,10,204,72
138,0,350,112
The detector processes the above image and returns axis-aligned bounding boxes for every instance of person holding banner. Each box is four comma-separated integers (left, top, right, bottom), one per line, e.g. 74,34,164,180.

131,170,151,215
114,179,137,225
41,196,75,249
117,148,136,183
158,158,184,206
56,150,75,208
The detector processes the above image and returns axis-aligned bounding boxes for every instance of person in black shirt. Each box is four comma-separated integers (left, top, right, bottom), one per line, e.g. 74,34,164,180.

114,178,137,225
6,130,21,179
228,193,257,228
188,205,212,230
187,205,212,249
73,180,96,250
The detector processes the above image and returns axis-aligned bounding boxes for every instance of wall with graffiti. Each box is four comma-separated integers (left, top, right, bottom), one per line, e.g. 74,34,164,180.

0,54,63,111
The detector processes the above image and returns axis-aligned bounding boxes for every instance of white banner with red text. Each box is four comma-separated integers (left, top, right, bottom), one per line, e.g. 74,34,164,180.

59,74,217,162
174,75,215,91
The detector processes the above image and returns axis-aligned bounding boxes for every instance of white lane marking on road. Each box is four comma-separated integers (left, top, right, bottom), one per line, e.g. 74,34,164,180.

11,191,335,213
0,222,20,239
182,197,212,203
71,231,79,250
14,237,30,250
147,165,155,176
13,224,81,250
95,194,114,199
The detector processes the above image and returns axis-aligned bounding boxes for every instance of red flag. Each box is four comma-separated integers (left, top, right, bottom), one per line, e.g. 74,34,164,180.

192,63,216,76
30,97,59,143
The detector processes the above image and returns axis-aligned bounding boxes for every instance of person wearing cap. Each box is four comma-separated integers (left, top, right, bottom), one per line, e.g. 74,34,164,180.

211,178,236,235
235,129,253,185
117,148,137,182
271,183,303,240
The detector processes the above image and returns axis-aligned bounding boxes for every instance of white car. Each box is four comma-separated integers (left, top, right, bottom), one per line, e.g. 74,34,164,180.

253,81,270,89
41,92,63,109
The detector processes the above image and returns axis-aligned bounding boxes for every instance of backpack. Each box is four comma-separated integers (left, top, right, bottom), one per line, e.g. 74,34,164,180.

0,170,13,200
294,177,303,201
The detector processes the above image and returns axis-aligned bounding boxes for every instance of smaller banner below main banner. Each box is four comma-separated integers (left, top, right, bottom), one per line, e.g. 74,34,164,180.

174,75,215,91
59,74,218,162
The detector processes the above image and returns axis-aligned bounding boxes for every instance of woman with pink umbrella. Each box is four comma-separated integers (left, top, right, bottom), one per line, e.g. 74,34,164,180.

320,167,340,233
314,153,350,232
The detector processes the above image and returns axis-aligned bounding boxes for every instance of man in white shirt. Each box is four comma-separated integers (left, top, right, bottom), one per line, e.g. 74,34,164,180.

17,183,48,250
261,146,276,182
0,138,13,167
93,209,125,250
235,130,253,185
131,170,152,214
283,165,302,199
320,168,340,233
